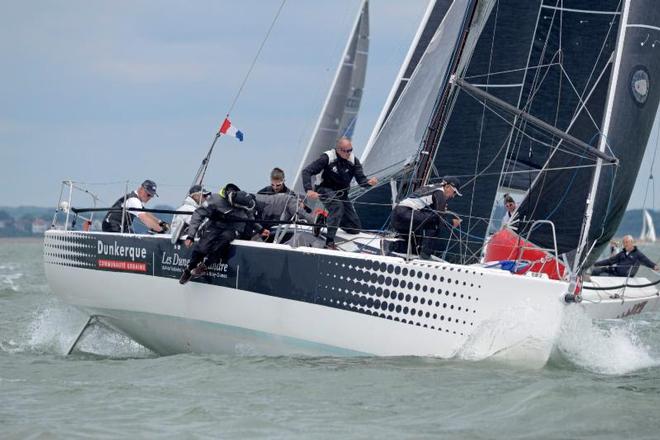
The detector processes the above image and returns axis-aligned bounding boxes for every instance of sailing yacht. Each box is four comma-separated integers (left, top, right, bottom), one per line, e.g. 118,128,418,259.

44,0,660,365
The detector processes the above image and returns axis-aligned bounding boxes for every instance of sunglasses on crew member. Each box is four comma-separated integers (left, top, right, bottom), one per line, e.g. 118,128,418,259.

339,148,353,153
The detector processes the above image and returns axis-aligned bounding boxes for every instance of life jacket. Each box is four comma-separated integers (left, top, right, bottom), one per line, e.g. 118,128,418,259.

102,191,140,233
398,184,445,210
319,149,358,192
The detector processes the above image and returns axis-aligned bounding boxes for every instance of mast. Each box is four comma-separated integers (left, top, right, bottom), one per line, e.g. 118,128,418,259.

413,1,479,189
573,0,630,273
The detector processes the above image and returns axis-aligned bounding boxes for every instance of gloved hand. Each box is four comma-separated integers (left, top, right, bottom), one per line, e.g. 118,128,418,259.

159,221,170,233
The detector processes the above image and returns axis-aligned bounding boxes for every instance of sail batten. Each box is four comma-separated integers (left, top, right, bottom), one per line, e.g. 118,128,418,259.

540,5,620,15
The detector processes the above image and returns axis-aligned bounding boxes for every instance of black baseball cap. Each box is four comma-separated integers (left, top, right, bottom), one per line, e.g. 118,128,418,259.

442,176,462,196
141,179,158,197
224,183,240,193
189,185,211,196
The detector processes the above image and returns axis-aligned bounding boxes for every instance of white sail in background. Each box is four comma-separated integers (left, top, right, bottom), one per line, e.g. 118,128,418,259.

640,209,656,242
292,0,369,193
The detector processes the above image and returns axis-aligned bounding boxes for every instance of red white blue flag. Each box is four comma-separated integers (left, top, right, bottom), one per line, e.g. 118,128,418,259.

219,117,244,142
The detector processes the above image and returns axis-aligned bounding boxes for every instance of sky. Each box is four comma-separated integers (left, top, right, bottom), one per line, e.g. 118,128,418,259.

1,0,659,210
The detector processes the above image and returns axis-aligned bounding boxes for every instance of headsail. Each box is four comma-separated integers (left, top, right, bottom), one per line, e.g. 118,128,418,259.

292,1,369,193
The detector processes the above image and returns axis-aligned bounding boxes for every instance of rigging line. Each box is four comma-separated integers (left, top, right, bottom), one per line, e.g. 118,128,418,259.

477,91,607,163
580,166,619,269
508,50,563,169
489,103,595,161
523,131,602,229
465,0,500,240
226,0,287,116
422,161,612,186
467,93,600,163
557,63,600,132
498,1,546,191
463,62,561,81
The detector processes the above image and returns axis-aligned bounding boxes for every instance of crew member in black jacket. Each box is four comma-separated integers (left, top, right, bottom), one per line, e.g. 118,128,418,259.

592,235,658,277
391,177,462,258
179,183,268,284
301,137,377,249
257,167,293,195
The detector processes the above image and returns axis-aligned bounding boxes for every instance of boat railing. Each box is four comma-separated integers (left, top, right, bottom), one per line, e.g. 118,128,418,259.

518,219,562,279
51,180,103,231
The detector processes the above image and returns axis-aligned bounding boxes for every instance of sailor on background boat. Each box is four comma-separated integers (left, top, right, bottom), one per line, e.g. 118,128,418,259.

179,184,268,284
501,193,517,229
102,179,169,234
302,137,377,249
170,185,210,242
591,235,658,277
391,177,462,259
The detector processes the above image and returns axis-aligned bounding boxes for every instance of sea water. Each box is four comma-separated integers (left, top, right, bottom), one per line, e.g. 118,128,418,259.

2,238,660,439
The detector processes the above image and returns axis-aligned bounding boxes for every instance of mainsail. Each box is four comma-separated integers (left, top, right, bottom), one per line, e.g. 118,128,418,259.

292,0,369,193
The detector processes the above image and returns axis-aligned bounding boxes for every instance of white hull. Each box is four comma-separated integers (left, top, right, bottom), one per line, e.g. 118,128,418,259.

44,230,569,367
580,276,660,319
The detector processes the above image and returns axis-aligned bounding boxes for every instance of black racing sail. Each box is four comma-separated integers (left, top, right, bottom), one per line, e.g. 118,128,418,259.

505,1,624,259
578,0,660,267
500,0,660,270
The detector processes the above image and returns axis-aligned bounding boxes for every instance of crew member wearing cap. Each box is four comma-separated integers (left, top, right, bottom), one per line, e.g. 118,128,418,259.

102,179,169,234
170,185,210,242
179,183,268,284
301,137,378,250
501,194,517,229
391,176,462,259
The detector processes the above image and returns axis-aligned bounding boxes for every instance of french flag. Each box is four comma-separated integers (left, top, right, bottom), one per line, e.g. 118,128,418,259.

219,117,244,142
